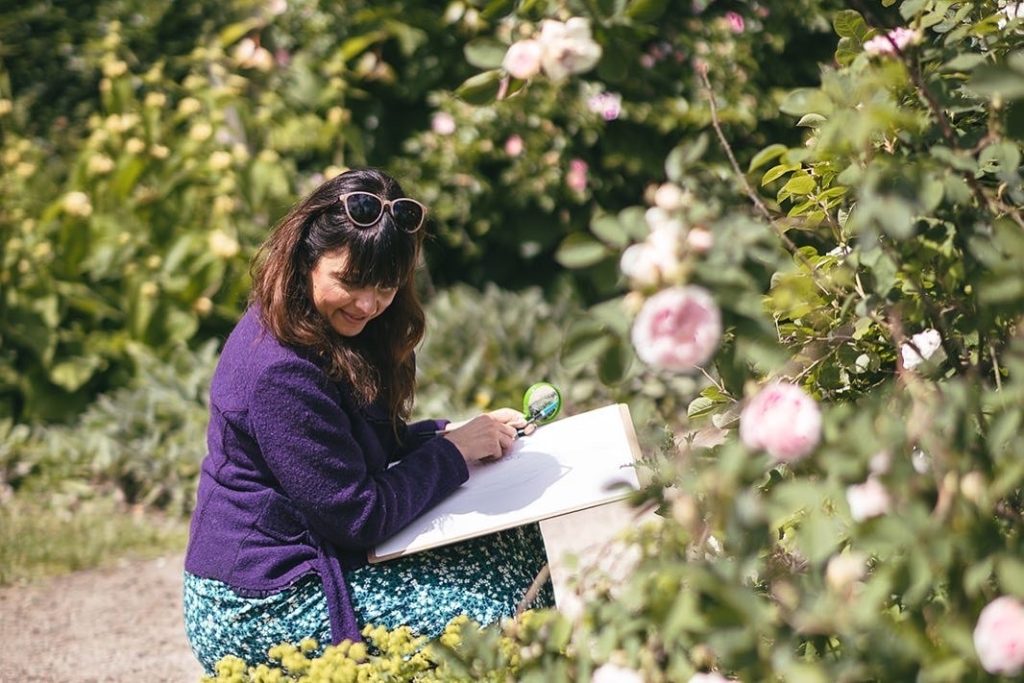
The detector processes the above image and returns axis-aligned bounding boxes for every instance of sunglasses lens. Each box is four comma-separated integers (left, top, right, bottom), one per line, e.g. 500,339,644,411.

345,193,383,225
392,200,424,232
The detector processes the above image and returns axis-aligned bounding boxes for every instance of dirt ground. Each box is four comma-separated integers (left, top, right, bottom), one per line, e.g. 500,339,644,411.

0,553,204,683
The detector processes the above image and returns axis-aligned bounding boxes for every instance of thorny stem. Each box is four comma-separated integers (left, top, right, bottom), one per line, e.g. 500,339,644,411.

698,68,843,306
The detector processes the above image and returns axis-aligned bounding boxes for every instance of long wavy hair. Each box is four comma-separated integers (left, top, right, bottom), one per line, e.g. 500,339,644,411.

250,167,426,423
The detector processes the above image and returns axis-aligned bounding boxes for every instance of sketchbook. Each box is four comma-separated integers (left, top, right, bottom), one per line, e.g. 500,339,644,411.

368,403,642,563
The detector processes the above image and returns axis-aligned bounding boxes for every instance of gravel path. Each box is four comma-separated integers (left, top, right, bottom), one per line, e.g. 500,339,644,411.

0,553,203,682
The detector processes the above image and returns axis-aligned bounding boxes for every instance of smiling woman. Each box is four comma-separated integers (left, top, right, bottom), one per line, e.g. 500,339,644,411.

181,167,553,674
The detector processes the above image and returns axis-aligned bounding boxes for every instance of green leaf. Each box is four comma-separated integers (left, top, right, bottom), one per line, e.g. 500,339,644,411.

748,144,788,172
48,355,103,392
941,54,986,72
761,163,801,186
218,18,264,47
997,556,1024,596
665,134,708,181
590,214,629,248
339,31,388,61
555,233,612,269
454,70,503,104
833,10,868,39
779,88,834,117
969,65,1024,100
780,172,817,196
598,338,631,385
464,38,508,70
625,0,670,22
562,324,614,369
687,396,716,419
796,113,827,128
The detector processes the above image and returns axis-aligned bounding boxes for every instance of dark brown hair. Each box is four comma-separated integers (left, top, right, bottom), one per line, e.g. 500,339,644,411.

250,167,426,423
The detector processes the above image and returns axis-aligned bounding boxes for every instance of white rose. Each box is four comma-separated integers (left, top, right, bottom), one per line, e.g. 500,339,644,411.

846,477,891,521
900,328,943,370
592,663,644,683
826,552,867,592
538,18,602,82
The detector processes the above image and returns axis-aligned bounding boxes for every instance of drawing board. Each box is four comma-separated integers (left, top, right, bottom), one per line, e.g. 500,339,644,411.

369,403,641,563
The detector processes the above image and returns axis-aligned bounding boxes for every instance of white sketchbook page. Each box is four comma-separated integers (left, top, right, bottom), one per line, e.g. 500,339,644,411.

370,403,640,563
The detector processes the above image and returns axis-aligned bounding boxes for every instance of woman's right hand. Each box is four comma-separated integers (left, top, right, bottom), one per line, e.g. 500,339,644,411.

442,414,518,464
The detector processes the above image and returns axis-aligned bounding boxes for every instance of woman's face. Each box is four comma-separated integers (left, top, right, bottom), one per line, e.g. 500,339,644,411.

310,249,398,337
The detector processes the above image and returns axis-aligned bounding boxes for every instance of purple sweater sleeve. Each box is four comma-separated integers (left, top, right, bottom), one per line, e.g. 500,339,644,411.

248,358,469,550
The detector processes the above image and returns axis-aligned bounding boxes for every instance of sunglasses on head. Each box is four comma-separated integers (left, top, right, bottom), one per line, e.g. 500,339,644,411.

338,191,426,234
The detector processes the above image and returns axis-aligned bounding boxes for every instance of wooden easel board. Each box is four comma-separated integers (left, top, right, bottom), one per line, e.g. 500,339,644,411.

369,403,641,563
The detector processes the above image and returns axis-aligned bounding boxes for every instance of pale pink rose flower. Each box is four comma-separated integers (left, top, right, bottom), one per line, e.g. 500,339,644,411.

431,112,456,136
645,206,684,234
739,383,822,463
631,286,722,372
846,477,891,521
503,39,544,79
587,91,622,121
900,328,942,370
724,11,745,33
863,27,921,55
653,183,686,211
973,596,1024,675
504,134,524,157
592,663,644,683
826,552,867,592
538,18,602,82
689,674,730,683
621,243,662,287
687,228,714,254
567,158,589,192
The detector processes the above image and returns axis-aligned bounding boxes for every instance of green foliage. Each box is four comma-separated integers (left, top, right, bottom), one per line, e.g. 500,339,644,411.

0,341,215,516
442,0,1024,680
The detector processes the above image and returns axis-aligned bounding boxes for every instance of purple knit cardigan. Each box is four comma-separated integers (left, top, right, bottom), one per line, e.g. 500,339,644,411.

184,306,469,644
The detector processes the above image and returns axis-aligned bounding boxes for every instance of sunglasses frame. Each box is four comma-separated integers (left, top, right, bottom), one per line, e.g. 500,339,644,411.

338,191,427,234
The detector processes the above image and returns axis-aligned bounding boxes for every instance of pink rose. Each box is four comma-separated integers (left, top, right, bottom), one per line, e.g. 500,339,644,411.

504,134,524,157
686,227,714,254
846,477,891,521
567,158,589,193
974,596,1024,675
587,91,622,121
740,382,822,463
631,286,722,372
503,39,544,79
431,112,456,135
863,27,920,55
724,12,745,33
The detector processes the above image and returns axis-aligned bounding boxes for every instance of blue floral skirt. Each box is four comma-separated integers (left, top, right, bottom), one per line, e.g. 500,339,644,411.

183,524,554,673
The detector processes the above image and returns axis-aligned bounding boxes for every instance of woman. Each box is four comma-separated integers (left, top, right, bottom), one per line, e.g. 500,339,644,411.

183,167,553,672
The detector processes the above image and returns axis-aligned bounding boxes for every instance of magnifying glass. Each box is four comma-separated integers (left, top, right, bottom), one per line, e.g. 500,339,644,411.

516,382,562,437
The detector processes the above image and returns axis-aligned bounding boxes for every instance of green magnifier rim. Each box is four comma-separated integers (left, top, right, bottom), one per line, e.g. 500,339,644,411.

522,382,562,423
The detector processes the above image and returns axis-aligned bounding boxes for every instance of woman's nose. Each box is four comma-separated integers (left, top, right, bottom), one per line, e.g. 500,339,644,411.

353,291,376,313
